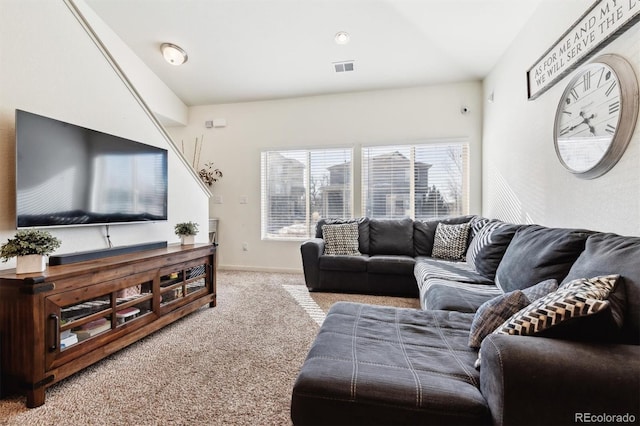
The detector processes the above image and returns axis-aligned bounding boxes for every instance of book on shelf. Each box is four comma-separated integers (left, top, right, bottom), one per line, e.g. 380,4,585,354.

60,332,78,349
74,317,111,340
116,307,140,324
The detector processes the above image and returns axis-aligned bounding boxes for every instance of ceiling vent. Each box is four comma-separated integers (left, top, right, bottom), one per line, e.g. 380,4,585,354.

334,61,355,73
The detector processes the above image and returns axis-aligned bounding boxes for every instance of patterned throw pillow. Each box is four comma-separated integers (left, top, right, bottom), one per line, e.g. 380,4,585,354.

431,222,470,261
322,223,361,256
466,220,504,266
468,290,529,349
466,220,521,279
495,275,621,339
468,278,559,349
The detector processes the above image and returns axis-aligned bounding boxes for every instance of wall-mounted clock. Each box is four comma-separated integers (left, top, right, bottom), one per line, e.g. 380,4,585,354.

553,54,639,179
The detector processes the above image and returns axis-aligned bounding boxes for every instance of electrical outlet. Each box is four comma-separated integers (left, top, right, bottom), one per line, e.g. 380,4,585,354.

242,242,248,251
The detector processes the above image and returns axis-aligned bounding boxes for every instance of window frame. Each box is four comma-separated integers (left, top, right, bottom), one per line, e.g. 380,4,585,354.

361,139,469,220
260,147,354,241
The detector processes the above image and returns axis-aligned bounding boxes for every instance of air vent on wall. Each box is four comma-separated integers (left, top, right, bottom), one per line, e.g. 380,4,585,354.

334,60,354,73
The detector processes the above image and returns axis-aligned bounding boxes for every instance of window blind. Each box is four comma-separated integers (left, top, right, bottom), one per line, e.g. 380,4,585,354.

362,142,468,220
261,148,352,240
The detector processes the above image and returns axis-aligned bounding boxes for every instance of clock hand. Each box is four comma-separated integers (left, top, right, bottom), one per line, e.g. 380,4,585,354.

568,111,597,132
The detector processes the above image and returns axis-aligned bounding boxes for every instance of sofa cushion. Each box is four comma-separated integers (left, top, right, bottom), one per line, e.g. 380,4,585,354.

367,255,415,275
415,258,498,312
421,279,502,312
291,302,491,426
369,217,414,256
415,258,494,285
494,225,589,293
466,220,521,280
413,215,476,256
432,222,471,261
318,254,368,272
322,223,361,255
561,232,640,345
316,217,370,254
495,275,622,342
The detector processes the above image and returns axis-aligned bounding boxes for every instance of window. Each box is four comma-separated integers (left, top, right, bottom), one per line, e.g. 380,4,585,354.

362,141,468,220
261,148,353,240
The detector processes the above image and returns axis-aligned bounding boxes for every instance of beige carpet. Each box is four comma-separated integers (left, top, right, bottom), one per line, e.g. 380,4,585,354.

0,271,419,425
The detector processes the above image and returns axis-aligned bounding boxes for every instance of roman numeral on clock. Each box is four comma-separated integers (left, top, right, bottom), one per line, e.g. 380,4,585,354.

609,101,620,114
583,73,591,91
570,88,579,101
605,124,616,134
605,80,617,96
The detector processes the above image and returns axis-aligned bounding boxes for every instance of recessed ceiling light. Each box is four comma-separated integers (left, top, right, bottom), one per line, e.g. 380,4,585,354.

334,31,350,45
160,43,188,66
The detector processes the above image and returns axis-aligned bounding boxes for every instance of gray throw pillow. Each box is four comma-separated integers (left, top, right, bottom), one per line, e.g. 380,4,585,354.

521,278,558,302
468,278,559,349
468,290,529,349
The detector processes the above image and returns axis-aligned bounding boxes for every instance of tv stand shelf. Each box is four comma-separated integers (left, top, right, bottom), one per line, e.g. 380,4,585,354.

0,243,216,408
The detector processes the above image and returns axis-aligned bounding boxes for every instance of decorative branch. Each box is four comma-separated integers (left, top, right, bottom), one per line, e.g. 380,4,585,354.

198,162,223,186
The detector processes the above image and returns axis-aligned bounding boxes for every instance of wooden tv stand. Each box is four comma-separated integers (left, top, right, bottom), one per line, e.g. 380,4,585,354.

0,243,216,407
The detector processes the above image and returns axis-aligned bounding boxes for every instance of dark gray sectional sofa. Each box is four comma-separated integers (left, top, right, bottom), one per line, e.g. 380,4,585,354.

292,216,640,425
300,215,481,298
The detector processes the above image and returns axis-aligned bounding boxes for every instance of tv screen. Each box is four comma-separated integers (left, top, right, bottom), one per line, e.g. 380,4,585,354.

16,109,168,228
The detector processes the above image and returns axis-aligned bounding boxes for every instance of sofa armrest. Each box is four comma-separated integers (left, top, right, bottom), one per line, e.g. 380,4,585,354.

300,238,324,290
480,334,640,426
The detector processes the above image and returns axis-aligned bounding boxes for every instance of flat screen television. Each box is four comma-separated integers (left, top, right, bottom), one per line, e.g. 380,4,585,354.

15,109,168,229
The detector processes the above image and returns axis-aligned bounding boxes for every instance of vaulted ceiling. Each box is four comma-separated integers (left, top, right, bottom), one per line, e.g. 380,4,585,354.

85,0,544,106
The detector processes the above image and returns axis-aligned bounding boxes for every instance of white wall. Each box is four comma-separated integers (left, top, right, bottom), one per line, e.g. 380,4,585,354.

73,0,189,127
168,82,483,272
0,0,210,271
483,1,640,236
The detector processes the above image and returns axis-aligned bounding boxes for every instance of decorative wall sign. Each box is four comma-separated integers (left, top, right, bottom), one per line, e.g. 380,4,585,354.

527,0,640,100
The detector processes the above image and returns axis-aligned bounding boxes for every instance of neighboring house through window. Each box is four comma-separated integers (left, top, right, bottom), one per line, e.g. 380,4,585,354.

362,141,468,220
261,148,353,240
261,140,468,240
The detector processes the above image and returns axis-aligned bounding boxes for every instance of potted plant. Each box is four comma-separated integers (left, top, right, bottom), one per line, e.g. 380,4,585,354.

174,221,199,245
0,229,62,274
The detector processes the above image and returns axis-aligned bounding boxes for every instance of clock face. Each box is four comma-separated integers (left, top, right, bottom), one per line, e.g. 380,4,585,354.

554,62,620,173
553,54,639,179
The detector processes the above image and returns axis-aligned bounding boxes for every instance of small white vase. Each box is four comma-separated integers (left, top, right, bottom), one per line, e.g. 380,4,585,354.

181,235,195,245
16,254,46,274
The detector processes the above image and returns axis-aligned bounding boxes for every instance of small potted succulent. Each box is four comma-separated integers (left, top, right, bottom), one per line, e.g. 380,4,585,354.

174,221,199,245
0,229,62,274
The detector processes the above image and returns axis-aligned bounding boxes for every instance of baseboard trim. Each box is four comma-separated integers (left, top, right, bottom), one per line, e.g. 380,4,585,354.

217,265,302,274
